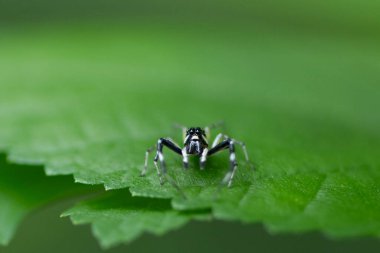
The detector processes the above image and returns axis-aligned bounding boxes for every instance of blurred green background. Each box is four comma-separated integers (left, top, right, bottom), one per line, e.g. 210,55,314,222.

1,0,380,252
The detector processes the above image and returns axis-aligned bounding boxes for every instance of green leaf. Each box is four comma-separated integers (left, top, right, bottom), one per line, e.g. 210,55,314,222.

62,189,209,249
1,2,380,242
0,154,90,245
0,153,203,247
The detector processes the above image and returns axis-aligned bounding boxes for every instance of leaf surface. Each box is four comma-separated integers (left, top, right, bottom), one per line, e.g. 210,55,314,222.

0,3,380,242
62,190,208,248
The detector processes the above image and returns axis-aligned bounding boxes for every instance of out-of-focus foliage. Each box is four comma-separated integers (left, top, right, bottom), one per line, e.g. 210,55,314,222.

0,155,89,245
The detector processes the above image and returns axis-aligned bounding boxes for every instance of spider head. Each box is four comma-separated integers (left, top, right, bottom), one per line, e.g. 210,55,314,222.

186,127,206,137
185,127,208,154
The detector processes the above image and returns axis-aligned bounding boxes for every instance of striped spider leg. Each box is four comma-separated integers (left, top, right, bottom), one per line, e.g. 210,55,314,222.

207,133,254,187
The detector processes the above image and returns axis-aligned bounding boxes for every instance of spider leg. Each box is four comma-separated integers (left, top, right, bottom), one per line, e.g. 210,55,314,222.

232,140,255,170
200,148,209,170
205,121,225,142
182,148,189,169
173,123,187,142
141,146,155,176
211,133,228,148
153,159,164,185
152,138,182,185
141,146,166,185
208,138,238,187
211,133,254,170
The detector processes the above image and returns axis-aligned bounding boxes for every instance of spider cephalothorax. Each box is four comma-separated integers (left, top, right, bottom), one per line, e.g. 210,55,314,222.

141,122,253,188
184,127,208,155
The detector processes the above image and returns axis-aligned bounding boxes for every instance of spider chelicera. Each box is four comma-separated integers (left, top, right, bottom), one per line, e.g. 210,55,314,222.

141,122,254,187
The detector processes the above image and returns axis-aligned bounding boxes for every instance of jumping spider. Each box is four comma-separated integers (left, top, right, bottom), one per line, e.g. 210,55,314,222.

141,123,253,187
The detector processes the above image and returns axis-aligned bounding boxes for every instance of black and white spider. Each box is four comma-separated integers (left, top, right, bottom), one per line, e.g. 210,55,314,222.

141,123,253,187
